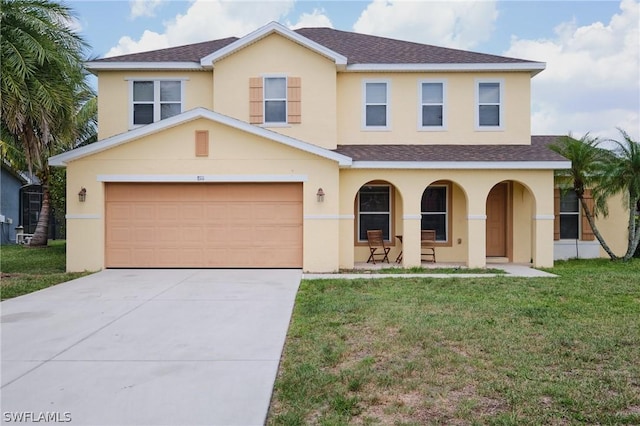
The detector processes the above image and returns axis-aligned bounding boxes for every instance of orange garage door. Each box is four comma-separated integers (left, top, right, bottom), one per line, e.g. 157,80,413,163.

105,182,303,268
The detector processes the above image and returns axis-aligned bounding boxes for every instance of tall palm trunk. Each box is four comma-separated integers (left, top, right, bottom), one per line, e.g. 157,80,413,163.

623,197,640,261
29,177,50,247
580,197,619,260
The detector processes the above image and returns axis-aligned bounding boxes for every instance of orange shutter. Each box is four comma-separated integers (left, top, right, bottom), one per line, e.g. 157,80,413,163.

287,77,301,124
249,77,263,124
554,188,560,241
581,189,595,241
195,130,209,157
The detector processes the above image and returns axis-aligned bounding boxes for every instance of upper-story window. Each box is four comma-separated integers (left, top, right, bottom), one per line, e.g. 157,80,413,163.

419,80,446,130
264,77,287,124
249,76,301,126
363,80,390,130
131,80,183,127
476,80,503,130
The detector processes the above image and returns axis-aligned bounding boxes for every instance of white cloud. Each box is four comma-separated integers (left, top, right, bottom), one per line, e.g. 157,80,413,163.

106,0,294,57
288,8,333,29
353,0,498,49
506,0,639,140
130,0,164,19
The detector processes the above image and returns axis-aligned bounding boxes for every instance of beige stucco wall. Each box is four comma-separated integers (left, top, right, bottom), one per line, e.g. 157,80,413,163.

339,169,554,268
97,70,213,139
212,33,338,149
337,72,532,145
65,117,340,272
594,192,630,258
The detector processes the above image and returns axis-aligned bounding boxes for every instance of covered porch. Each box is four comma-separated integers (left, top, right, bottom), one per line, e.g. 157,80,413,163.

337,168,556,270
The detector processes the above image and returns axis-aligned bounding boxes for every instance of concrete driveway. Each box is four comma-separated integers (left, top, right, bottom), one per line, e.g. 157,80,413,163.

1,269,301,426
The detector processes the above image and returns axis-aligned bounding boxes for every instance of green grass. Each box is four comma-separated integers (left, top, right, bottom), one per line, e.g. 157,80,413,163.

1,241,91,300
268,259,640,425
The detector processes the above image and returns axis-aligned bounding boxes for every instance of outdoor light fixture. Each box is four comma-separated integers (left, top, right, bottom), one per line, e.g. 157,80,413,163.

78,187,87,202
316,187,325,202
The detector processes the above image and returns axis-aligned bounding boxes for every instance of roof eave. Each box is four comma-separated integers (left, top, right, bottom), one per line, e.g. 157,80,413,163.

199,21,347,69
344,62,546,75
85,61,204,74
343,160,570,169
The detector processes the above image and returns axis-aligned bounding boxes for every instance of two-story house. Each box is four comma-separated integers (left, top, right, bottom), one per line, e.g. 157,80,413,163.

49,22,627,272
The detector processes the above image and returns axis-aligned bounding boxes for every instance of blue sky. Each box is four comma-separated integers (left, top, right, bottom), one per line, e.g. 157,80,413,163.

70,0,639,140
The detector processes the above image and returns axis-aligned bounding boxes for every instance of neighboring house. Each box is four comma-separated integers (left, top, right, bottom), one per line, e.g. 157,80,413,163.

0,163,61,245
1,161,29,245
49,22,628,272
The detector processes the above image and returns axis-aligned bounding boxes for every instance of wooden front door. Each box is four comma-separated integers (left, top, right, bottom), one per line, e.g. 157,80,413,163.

486,183,508,257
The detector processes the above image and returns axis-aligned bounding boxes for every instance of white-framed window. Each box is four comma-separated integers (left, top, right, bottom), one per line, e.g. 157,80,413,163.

362,80,390,130
264,76,287,124
419,80,446,130
559,190,580,239
358,185,391,242
129,79,184,127
421,185,448,242
476,79,504,130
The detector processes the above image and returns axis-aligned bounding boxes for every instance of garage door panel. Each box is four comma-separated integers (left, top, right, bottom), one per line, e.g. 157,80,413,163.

159,204,180,220
131,248,155,266
105,183,302,268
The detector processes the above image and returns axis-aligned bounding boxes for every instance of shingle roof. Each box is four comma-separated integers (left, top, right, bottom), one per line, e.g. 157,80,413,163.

91,27,536,65
94,37,238,62
295,28,535,65
333,136,567,162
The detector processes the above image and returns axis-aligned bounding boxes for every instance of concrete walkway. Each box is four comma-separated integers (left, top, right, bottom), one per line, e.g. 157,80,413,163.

304,263,557,279
1,269,301,426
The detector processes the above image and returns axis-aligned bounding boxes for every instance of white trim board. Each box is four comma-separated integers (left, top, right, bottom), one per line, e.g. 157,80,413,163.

66,214,102,219
348,161,571,170
97,174,308,183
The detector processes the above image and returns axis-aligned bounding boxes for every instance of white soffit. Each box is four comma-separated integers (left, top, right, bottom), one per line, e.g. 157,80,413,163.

85,62,202,73
345,62,546,76
347,161,571,170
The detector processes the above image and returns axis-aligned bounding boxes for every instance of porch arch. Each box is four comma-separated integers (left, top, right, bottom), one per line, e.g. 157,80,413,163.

351,180,404,265
485,179,539,264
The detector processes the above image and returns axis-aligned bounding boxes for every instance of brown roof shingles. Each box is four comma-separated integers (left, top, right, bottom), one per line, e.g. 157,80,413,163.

92,27,539,65
333,136,567,163
94,37,238,63
296,28,535,65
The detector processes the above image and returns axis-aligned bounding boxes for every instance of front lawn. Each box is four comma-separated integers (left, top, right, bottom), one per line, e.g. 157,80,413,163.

268,259,640,425
1,241,91,300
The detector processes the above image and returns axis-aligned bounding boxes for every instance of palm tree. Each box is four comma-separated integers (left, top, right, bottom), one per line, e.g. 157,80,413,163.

599,129,640,261
1,0,91,246
549,134,620,259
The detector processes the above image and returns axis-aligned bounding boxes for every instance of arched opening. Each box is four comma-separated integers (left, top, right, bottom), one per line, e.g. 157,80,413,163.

485,180,537,263
353,180,403,264
486,182,510,258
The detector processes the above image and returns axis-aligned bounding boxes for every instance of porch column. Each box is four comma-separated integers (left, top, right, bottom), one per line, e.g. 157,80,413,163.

533,215,554,267
467,214,487,268
401,214,422,268
338,214,355,270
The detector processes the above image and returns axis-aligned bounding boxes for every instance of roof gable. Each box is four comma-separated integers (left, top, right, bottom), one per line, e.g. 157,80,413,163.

48,108,351,167
199,22,347,69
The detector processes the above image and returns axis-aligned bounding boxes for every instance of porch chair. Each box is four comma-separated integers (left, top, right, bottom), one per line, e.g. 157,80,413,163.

421,230,437,263
366,229,391,264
